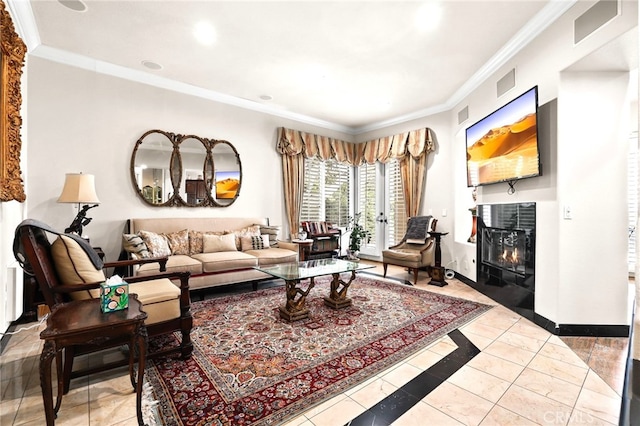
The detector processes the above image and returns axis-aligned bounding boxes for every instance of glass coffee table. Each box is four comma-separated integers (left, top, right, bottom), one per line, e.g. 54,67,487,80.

255,258,374,321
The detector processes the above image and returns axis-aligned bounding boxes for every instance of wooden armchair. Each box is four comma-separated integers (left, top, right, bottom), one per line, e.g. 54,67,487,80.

15,220,193,393
382,216,438,285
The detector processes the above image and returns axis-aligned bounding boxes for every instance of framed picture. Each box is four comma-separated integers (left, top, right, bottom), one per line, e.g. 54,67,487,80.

215,171,240,199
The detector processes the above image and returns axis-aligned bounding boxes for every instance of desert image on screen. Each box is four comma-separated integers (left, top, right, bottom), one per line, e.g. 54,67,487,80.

216,177,239,199
466,113,538,185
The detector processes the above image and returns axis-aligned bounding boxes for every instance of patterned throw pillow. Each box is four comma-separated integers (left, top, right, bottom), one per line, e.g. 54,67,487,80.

229,225,261,250
203,233,237,253
240,235,270,251
139,230,171,257
165,229,189,255
122,233,150,259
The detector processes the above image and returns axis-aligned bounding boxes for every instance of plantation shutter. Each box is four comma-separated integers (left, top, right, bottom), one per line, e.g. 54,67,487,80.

300,157,322,222
357,163,377,247
324,160,351,227
301,158,352,227
629,132,638,275
387,160,406,246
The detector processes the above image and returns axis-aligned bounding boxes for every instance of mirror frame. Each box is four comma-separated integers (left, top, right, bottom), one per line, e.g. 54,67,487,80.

131,130,242,207
0,1,26,202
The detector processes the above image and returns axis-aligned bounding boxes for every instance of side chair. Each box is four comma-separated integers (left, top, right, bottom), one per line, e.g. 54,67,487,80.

15,221,193,394
382,216,438,285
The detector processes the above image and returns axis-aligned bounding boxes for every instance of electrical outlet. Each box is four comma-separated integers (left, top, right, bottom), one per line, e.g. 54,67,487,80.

563,205,572,220
442,209,447,217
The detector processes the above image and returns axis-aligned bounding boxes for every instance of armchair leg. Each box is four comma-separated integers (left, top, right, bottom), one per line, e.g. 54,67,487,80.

412,268,419,286
383,263,388,278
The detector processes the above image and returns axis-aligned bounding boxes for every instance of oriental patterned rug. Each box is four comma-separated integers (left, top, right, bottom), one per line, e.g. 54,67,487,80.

144,276,492,426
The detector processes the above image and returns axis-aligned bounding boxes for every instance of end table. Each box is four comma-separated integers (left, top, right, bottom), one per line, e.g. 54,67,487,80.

291,239,314,261
428,231,449,287
39,295,148,425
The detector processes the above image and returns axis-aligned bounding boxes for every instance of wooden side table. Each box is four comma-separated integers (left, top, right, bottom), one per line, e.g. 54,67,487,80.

291,239,314,261
39,295,148,425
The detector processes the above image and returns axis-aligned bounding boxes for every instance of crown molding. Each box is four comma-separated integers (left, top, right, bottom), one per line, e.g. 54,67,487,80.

9,0,576,137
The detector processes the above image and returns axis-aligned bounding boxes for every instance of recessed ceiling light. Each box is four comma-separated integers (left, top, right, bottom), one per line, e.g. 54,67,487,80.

142,60,163,70
193,21,217,46
259,95,273,101
58,0,87,12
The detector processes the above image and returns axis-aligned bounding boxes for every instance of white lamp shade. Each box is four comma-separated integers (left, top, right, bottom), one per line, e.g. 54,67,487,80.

57,173,100,204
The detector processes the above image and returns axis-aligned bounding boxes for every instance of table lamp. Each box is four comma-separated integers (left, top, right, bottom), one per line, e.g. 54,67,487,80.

57,173,100,237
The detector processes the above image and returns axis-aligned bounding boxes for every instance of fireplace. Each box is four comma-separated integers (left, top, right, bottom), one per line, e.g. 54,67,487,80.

473,202,536,319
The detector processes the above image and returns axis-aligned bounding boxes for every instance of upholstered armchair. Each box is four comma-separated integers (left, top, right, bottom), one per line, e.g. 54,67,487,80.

382,216,438,285
14,219,193,393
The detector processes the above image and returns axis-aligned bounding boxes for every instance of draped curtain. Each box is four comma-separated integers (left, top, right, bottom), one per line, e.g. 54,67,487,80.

277,126,435,237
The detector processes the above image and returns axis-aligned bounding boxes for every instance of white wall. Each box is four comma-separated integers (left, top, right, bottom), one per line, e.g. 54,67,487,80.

25,56,353,262
448,0,637,326
557,71,632,325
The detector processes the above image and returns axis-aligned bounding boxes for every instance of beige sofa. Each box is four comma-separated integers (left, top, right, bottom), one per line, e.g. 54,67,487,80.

126,217,298,291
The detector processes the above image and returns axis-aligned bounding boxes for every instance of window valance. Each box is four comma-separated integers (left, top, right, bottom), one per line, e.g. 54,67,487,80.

276,126,436,238
276,127,435,165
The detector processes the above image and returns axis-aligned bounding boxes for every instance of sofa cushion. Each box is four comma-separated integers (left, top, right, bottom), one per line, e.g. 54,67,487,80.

139,230,171,257
248,247,298,266
51,235,106,300
125,278,181,325
165,229,189,255
136,255,203,277
240,235,270,251
203,233,237,253
122,233,150,259
191,251,258,273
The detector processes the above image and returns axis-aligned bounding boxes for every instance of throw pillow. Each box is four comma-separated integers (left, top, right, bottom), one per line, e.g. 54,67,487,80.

203,233,237,253
139,230,171,257
229,224,261,250
240,234,270,251
188,230,225,255
51,235,106,287
122,233,150,259
165,229,189,255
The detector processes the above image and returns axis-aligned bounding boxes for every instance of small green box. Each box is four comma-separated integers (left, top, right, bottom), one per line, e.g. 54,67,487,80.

100,281,129,313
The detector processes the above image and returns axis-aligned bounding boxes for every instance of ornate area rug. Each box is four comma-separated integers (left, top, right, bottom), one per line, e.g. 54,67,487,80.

144,276,492,425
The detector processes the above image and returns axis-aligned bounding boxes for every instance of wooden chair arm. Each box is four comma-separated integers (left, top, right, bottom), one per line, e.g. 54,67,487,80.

52,282,102,293
103,256,168,272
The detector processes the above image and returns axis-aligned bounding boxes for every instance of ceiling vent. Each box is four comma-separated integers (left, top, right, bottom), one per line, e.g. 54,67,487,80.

497,68,516,98
458,106,469,125
574,0,619,44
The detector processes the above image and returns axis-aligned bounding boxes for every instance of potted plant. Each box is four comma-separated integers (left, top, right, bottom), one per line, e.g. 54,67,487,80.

347,213,371,260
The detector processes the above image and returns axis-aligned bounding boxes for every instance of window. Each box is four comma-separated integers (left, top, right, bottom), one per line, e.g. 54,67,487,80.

357,163,377,246
387,160,406,246
300,157,352,227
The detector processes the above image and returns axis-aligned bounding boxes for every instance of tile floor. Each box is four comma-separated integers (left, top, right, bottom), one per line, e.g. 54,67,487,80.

0,262,630,425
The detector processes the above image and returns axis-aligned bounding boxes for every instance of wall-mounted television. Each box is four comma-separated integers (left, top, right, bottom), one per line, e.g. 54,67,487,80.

466,86,541,187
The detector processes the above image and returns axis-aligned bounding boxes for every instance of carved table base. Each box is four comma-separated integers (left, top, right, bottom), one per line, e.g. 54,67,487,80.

279,277,316,321
324,270,356,309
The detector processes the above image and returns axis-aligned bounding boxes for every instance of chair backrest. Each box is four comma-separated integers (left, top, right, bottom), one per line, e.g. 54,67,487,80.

402,216,437,244
18,225,66,309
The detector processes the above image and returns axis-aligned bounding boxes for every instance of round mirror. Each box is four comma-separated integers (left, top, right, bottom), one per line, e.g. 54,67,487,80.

179,136,209,206
211,140,242,206
131,130,176,206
